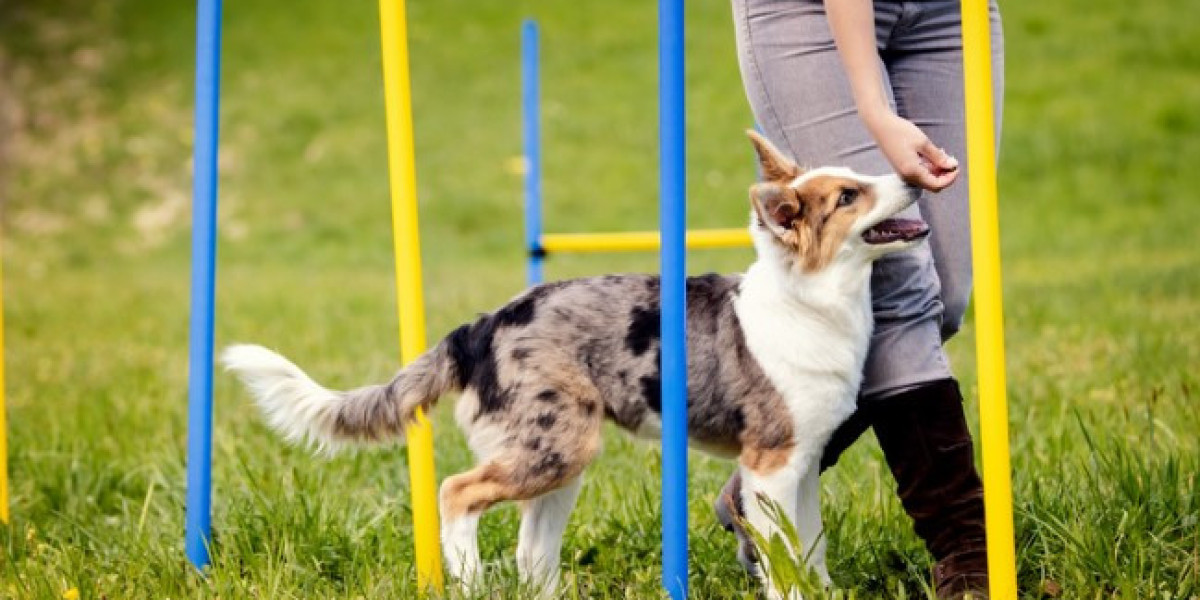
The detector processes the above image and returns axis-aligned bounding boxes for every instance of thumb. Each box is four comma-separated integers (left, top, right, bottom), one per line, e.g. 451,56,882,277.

920,140,959,172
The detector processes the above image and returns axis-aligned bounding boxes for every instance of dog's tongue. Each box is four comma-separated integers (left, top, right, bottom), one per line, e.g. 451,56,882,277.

863,218,930,244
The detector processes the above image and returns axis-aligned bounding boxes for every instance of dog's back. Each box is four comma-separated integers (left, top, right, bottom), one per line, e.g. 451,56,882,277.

443,274,793,460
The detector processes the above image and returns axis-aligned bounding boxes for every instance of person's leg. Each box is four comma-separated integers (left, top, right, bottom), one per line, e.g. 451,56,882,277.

728,0,951,460
884,0,1005,341
866,4,1004,597
732,0,899,173
870,379,988,599
732,0,953,399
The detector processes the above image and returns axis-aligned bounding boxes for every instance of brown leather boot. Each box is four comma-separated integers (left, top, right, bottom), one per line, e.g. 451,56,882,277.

871,379,989,599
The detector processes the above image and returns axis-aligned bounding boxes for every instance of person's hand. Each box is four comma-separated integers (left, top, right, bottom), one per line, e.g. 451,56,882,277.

863,110,959,192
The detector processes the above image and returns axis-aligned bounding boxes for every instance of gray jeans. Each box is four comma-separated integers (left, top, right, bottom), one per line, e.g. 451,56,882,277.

732,0,1004,397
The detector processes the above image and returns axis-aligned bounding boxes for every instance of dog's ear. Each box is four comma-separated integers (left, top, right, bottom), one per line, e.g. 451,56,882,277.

750,182,803,232
747,130,801,182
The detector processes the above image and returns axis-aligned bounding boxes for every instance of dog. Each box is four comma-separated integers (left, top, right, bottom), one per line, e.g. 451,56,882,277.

222,131,929,599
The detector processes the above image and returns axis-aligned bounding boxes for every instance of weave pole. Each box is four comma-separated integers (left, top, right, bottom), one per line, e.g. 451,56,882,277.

658,0,688,596
377,0,443,592
960,1,1018,597
522,20,544,287
0,245,7,525
185,0,222,570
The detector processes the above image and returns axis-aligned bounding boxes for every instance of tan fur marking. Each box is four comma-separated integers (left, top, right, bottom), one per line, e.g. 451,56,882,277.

733,387,797,473
791,175,878,273
440,464,510,520
441,436,599,521
750,173,883,273
740,443,796,475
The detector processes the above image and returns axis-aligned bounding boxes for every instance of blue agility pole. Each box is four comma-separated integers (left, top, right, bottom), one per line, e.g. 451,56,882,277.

522,19,544,286
186,0,222,570
658,0,687,596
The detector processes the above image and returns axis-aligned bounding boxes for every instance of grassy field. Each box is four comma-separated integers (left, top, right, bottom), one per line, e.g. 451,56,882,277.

1,0,1198,598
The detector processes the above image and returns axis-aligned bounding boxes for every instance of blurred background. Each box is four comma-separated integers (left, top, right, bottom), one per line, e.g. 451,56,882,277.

1,0,1197,598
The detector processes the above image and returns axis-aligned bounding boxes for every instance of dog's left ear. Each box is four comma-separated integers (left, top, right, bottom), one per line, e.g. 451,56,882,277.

747,130,802,182
750,182,803,235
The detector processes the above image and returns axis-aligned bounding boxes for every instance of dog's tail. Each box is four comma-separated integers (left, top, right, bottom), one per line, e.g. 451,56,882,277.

222,340,463,453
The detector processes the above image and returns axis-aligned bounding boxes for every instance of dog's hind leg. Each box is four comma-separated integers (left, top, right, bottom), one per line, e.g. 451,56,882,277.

440,455,593,594
442,381,602,593
508,374,603,595
440,463,508,589
517,475,583,595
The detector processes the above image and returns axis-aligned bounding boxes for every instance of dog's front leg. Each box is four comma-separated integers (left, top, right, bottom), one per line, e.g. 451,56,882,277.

794,467,831,587
740,458,806,600
517,476,583,597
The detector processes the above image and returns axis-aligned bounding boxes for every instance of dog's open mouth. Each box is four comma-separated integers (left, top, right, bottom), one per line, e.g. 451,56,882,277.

862,218,930,244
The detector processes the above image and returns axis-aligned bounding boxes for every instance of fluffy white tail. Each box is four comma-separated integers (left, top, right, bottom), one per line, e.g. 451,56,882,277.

222,341,461,453
222,344,354,453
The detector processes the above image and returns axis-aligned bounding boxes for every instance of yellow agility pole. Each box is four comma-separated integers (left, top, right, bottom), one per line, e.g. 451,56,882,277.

0,248,7,524
377,0,442,591
961,1,1018,597
541,227,751,254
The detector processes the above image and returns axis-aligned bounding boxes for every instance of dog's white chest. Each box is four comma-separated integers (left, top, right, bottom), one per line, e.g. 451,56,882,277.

734,268,872,450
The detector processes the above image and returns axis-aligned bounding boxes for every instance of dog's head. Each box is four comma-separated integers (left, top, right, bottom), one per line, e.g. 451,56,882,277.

745,130,929,274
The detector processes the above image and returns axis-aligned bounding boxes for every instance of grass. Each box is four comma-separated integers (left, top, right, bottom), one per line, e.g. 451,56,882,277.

1,0,1198,597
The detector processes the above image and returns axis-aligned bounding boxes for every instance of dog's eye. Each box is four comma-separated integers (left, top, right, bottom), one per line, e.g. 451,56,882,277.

837,189,858,207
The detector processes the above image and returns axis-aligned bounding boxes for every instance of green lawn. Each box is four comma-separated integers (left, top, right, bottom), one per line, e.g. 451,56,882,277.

1,0,1197,598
